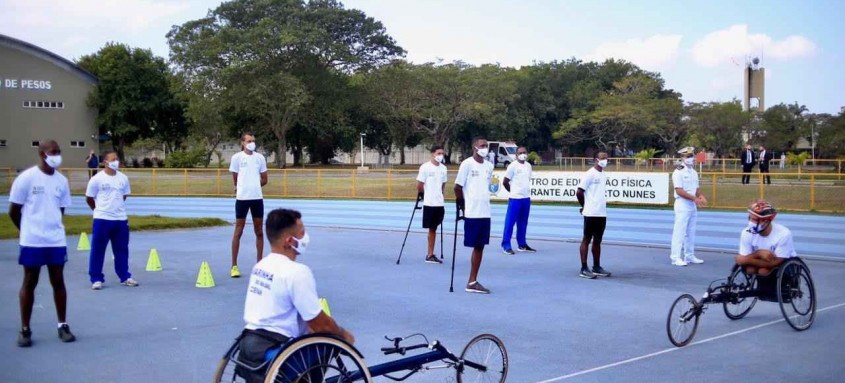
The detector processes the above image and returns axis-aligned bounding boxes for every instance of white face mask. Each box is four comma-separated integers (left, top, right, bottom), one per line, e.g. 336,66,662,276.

518,154,528,161
245,142,256,152
434,154,444,163
684,157,695,166
597,159,608,168
291,232,310,255
476,147,489,157
45,154,62,169
746,220,770,234
107,160,120,170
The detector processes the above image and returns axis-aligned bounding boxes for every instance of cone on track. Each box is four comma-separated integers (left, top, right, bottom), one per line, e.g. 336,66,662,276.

196,261,215,288
320,297,332,317
146,249,162,271
77,232,90,251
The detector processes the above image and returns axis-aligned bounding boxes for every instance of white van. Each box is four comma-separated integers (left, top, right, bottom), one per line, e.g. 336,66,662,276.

488,141,518,167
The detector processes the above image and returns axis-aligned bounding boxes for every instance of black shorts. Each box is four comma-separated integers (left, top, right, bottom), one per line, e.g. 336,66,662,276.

422,206,445,229
583,216,607,240
235,199,265,220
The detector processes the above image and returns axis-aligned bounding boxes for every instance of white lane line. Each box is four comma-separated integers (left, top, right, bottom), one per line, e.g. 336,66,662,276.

534,301,845,383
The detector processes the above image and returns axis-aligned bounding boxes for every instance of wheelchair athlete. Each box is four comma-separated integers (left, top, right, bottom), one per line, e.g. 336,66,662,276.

734,199,797,276
238,208,355,383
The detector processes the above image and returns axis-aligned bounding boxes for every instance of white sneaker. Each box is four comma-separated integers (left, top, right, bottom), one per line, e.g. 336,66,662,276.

685,255,704,264
91,281,104,290
121,278,139,287
671,259,688,267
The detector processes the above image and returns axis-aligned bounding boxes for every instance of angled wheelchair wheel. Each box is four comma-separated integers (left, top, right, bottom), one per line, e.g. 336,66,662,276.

667,294,700,347
777,259,816,331
213,338,248,383
457,334,508,383
264,335,372,383
723,265,758,320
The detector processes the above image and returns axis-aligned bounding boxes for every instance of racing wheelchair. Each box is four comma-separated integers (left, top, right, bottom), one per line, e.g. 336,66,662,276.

666,257,816,347
213,332,508,382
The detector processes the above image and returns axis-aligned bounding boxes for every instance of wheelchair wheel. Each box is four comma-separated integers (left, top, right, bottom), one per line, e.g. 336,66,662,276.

723,265,758,320
457,333,508,383
264,335,372,383
667,294,700,347
777,259,816,331
213,339,247,383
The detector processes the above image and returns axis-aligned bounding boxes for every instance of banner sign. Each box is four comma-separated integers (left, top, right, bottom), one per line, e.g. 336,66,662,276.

488,171,669,205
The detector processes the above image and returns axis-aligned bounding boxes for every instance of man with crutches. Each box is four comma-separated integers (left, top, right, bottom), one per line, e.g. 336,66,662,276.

416,146,448,264
453,137,494,294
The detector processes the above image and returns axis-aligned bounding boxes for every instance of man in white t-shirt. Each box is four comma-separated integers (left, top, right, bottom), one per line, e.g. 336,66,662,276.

575,151,611,279
238,208,354,381
735,200,796,276
501,146,535,255
8,140,75,347
416,145,448,264
229,132,269,278
670,146,708,267
85,150,137,290
454,137,495,294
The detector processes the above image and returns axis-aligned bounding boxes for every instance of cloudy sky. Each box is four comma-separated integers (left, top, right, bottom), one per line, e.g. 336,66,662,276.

1,0,842,113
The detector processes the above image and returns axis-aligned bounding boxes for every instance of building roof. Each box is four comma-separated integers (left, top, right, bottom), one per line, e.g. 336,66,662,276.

0,33,97,84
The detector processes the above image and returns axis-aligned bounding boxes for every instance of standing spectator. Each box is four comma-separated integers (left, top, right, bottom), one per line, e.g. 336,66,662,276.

85,150,137,290
670,147,708,266
9,140,76,347
454,137,494,294
575,151,611,279
501,146,535,255
780,152,786,169
229,133,269,278
416,146,448,264
740,144,756,184
85,149,99,178
758,145,773,184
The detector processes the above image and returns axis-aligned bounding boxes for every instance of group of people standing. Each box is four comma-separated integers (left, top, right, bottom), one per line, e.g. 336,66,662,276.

740,143,776,185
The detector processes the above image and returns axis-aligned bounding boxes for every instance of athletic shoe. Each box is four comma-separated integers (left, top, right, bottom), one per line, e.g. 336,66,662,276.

230,265,241,278
17,328,32,347
502,248,515,255
579,268,597,279
121,278,139,287
91,281,104,290
592,266,612,277
685,255,704,264
425,255,442,264
517,245,536,253
57,324,76,343
465,281,490,294
671,258,688,267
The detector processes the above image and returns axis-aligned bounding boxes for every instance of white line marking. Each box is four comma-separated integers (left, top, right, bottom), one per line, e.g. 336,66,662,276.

534,301,845,383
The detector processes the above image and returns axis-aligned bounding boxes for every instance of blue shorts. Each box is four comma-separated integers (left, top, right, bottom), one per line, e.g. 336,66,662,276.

19,246,68,267
463,218,491,248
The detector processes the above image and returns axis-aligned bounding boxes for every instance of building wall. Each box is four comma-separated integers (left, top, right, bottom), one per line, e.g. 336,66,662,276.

0,39,98,170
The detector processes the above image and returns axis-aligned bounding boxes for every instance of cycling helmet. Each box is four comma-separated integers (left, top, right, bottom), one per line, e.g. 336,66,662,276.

748,200,777,221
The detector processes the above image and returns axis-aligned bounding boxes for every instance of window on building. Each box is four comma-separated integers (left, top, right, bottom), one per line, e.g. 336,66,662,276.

22,101,30,108
22,100,65,109
58,102,64,108
0,140,7,147
50,102,57,108
36,101,44,107
31,141,39,147
70,141,86,148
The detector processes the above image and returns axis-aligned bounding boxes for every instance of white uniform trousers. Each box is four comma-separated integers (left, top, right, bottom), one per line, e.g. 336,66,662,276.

670,200,697,261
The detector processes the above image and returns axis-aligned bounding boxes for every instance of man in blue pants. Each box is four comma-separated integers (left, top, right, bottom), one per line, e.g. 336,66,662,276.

501,146,536,254
85,150,137,290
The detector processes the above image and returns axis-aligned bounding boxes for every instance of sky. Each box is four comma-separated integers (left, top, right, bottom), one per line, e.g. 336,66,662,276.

1,0,843,114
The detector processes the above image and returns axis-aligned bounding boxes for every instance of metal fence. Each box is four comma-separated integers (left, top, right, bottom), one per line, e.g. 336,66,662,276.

2,167,843,213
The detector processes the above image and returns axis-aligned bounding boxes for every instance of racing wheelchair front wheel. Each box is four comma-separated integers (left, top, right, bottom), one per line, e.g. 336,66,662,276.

777,259,816,331
264,335,372,383
457,333,508,383
667,294,700,347
723,265,758,320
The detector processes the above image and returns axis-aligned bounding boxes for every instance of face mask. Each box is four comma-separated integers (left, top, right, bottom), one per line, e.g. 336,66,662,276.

597,159,608,168
434,155,444,163
476,147,489,157
291,232,310,255
107,160,120,170
518,154,528,161
746,220,770,234
45,155,62,169
684,157,695,166
245,142,256,151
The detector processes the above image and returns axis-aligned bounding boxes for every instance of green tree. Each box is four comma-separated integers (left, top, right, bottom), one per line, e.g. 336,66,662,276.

685,100,751,158
755,103,810,152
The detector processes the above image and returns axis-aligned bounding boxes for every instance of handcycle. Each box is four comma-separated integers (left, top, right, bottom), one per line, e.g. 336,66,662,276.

214,331,508,382
666,257,816,347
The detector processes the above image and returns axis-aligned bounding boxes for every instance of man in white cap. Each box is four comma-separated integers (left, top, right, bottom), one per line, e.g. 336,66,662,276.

670,146,707,266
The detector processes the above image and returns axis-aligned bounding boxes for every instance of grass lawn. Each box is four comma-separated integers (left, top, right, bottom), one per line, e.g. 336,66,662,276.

0,215,229,240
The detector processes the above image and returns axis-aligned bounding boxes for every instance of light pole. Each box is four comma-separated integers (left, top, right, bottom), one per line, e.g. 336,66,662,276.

359,133,366,167
811,122,815,162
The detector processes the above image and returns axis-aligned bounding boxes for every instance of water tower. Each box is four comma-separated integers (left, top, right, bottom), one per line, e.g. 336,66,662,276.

743,57,765,112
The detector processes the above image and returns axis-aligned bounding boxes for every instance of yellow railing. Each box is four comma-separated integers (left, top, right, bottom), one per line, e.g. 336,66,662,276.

1,167,843,213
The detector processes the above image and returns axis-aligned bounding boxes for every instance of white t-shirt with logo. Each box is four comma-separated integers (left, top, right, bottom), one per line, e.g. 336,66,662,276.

243,254,323,338
455,158,494,218
505,161,532,199
230,151,268,200
672,166,699,211
416,161,448,207
578,167,607,217
739,223,797,259
8,167,72,247
85,171,131,220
